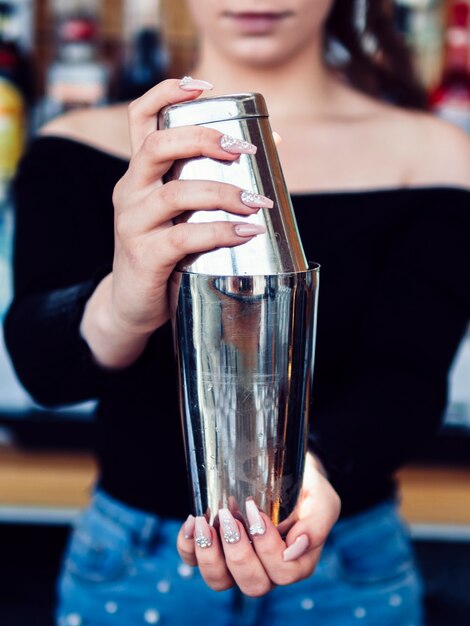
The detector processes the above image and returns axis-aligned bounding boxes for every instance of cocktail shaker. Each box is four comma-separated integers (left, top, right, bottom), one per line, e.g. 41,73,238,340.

159,94,319,527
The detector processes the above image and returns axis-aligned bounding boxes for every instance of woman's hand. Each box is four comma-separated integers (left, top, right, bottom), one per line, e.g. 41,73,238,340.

176,453,341,597
81,78,271,368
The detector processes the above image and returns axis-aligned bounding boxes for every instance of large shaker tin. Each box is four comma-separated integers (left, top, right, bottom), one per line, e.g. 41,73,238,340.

171,267,319,528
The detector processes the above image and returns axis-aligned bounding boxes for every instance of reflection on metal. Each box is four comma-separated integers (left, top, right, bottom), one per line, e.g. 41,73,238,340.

171,267,319,526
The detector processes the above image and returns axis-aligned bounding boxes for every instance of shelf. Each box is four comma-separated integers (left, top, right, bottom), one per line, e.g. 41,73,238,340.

398,466,470,527
1,446,470,533
0,447,95,519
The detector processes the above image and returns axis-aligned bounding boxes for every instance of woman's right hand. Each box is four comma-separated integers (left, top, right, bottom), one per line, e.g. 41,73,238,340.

80,78,270,369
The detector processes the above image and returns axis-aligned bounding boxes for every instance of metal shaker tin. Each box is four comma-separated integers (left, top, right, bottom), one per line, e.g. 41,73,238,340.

158,93,308,276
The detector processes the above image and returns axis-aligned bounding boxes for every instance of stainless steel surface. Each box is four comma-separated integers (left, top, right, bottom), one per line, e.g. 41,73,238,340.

158,93,308,275
170,266,319,527
164,94,317,527
159,92,269,128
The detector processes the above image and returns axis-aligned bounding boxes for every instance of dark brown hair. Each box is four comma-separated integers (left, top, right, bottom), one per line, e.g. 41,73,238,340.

326,0,427,109
161,0,427,110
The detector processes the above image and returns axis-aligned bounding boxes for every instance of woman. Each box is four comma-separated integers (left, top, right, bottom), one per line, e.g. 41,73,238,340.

5,1,470,625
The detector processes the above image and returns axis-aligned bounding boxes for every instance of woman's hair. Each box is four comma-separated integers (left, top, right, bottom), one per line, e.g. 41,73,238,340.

327,0,427,109
161,0,427,110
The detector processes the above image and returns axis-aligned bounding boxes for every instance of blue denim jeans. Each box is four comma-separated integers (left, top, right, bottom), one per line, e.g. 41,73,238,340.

56,490,424,626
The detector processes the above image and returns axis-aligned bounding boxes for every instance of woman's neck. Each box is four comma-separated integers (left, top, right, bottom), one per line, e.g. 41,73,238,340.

191,37,340,121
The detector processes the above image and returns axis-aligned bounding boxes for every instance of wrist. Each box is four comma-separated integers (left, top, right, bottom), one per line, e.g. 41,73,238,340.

306,451,329,480
80,273,153,369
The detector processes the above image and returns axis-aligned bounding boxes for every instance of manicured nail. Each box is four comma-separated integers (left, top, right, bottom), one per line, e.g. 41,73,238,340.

179,76,214,91
220,134,257,155
283,534,309,562
246,499,266,536
234,223,266,237
219,508,241,544
184,514,195,539
194,516,212,549
240,190,274,209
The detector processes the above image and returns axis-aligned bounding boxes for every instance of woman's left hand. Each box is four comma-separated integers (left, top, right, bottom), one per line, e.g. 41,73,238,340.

176,453,341,597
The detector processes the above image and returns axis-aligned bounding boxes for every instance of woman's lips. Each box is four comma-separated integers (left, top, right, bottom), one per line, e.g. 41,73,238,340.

225,11,292,34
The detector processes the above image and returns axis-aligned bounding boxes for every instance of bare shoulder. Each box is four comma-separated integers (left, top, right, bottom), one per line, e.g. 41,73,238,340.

39,104,131,159
380,104,470,190
343,84,470,190
409,112,470,189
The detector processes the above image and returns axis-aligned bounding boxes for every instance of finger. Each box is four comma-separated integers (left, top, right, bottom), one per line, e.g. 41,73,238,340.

194,516,235,592
284,514,332,558
148,220,266,271
245,501,314,586
273,131,282,146
127,78,213,155
125,181,273,232
176,515,197,566
218,508,273,598
282,491,339,570
288,466,341,552
128,126,257,187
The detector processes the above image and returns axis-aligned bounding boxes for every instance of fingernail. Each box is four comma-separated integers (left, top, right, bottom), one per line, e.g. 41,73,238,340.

179,76,214,91
194,516,212,549
246,499,266,536
218,508,241,544
283,534,309,562
184,514,195,539
234,223,266,237
240,190,274,209
220,134,257,155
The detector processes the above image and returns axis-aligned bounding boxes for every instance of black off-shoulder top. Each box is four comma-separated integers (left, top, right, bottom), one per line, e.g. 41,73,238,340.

5,137,470,518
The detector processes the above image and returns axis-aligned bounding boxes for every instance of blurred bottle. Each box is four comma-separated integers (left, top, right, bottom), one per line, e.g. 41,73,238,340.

38,0,108,123
0,0,34,318
430,0,470,132
395,0,446,91
116,28,168,101
0,0,34,182
0,181,13,319
115,0,168,100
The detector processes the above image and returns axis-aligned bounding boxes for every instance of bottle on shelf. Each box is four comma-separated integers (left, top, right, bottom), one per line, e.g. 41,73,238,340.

394,0,446,91
0,0,35,318
0,182,13,319
39,0,108,123
430,0,470,132
0,0,34,182
114,0,168,101
115,28,168,101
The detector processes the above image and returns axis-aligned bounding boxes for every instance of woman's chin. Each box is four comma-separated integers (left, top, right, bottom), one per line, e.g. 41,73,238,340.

225,40,304,70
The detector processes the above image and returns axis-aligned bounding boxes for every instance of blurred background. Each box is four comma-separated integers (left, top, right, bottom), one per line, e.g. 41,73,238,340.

0,0,469,624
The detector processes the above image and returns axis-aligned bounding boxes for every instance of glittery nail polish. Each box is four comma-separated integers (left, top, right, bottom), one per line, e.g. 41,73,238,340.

220,134,257,155
179,76,214,91
246,499,266,536
218,509,241,544
240,190,274,209
194,516,212,549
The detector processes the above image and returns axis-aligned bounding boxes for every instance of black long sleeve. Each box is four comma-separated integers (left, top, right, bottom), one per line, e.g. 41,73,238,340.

5,136,470,518
4,138,126,406
301,198,470,512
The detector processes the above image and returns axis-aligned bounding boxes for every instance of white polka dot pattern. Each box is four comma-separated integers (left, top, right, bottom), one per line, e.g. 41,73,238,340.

143,608,161,624
300,598,315,610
